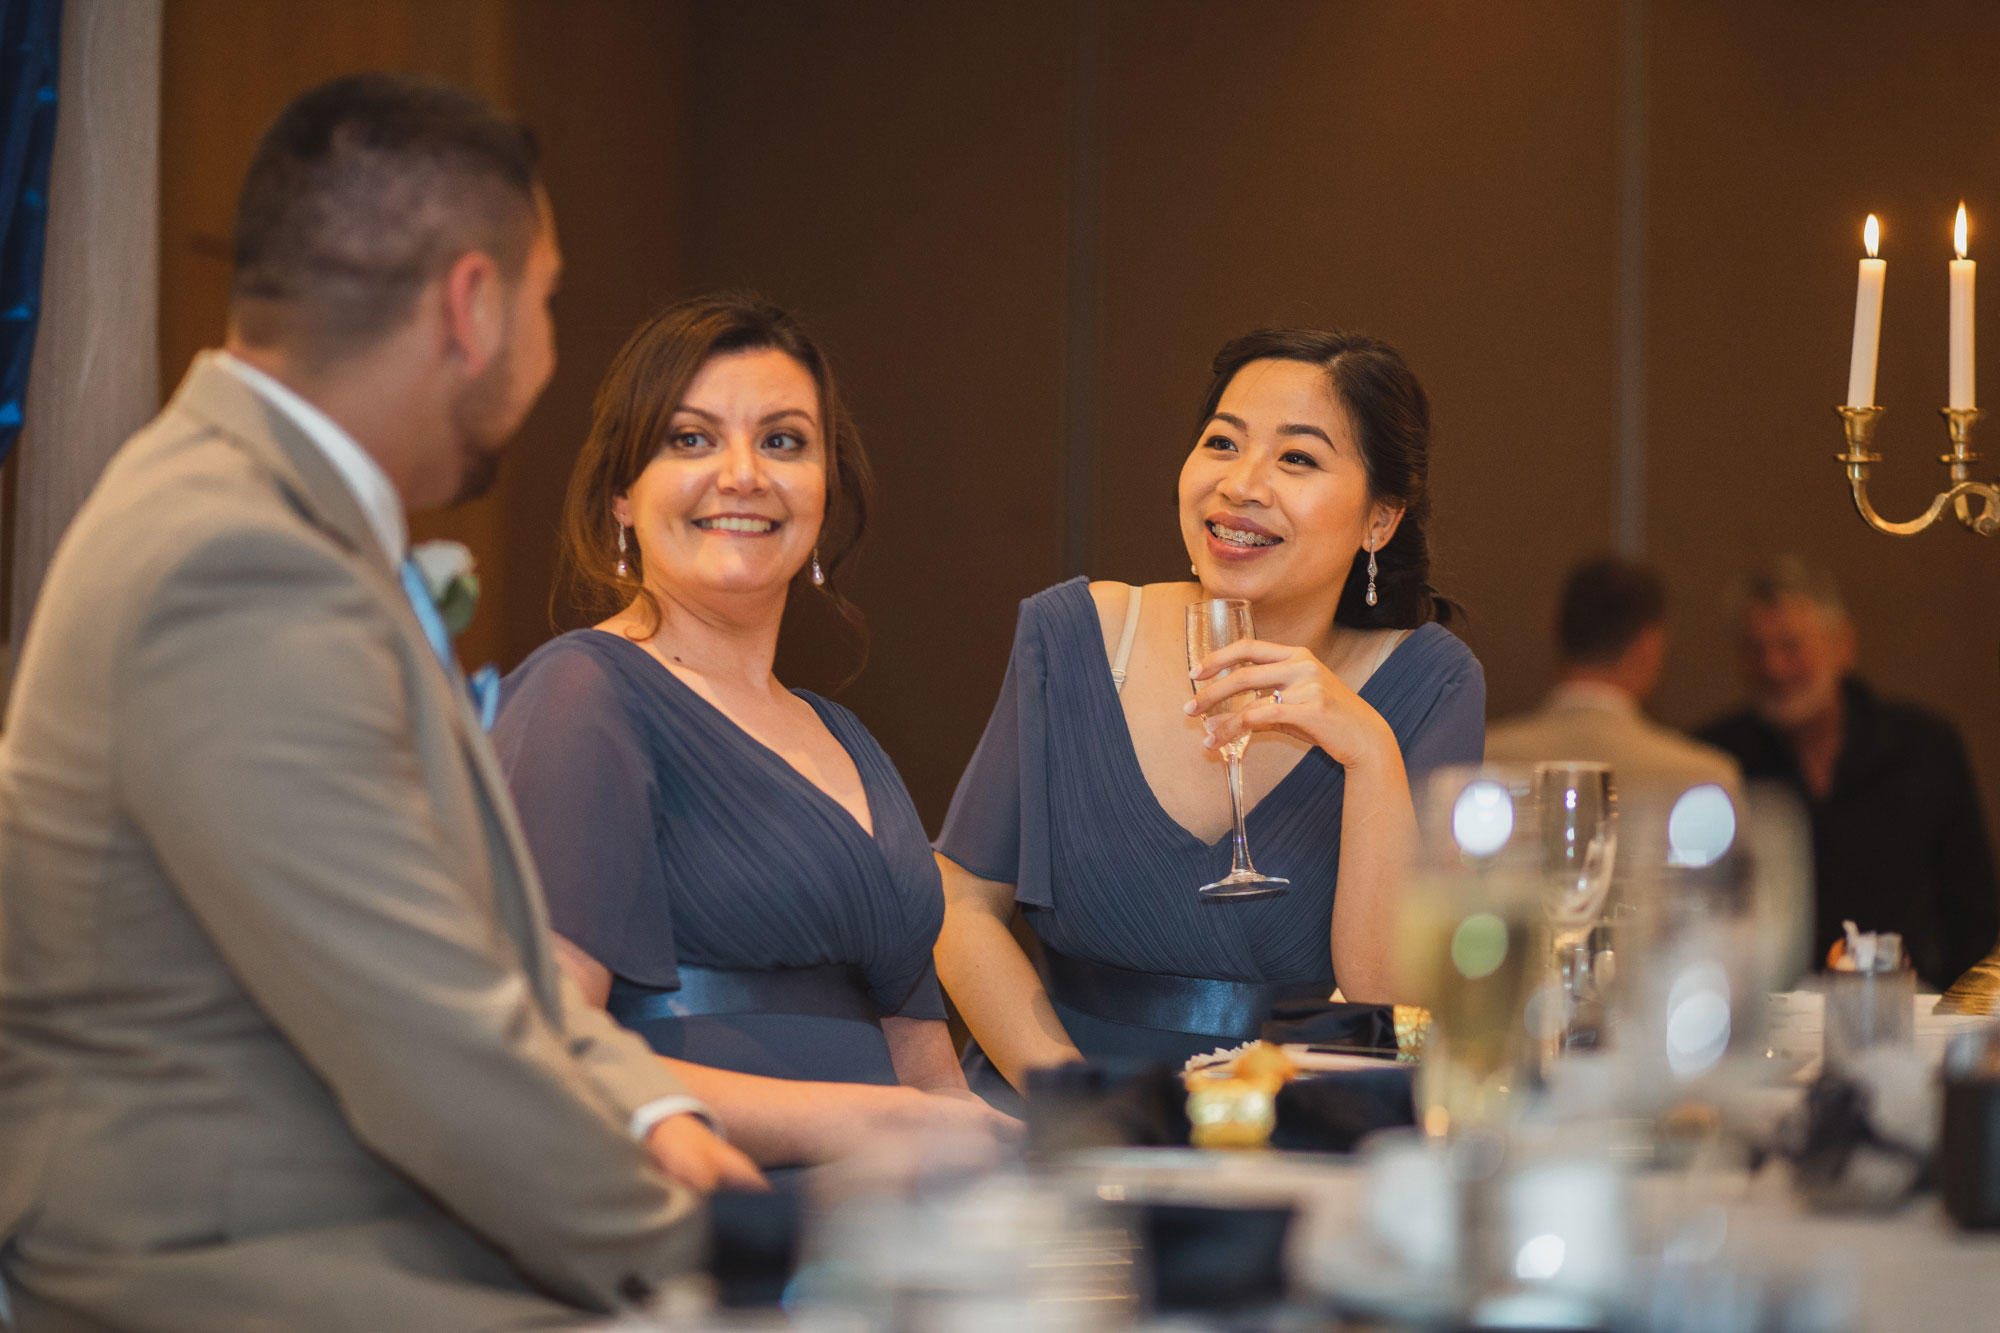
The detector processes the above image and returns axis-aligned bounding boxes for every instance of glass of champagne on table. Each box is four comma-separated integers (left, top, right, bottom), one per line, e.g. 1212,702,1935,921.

1185,598,1290,901
1398,767,1549,1134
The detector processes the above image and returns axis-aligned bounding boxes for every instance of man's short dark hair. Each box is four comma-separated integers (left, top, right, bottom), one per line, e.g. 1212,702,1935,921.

230,73,540,356
1558,556,1666,666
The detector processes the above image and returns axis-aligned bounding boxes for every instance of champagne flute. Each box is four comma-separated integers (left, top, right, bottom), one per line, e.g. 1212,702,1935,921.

1185,599,1289,902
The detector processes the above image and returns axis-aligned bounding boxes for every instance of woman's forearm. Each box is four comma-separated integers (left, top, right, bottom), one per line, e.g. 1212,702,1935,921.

656,1057,916,1166
1329,732,1417,1003
933,855,1084,1093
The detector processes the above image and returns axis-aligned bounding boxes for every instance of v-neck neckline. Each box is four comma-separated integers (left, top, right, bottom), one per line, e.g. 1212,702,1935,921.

587,629,882,843
1077,588,1423,851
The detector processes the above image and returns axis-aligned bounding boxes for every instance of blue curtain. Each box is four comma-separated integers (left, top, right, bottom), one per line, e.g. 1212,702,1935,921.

0,0,61,468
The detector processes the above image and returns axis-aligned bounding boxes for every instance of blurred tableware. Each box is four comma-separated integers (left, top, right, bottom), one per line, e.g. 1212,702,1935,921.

1941,1023,2000,1228
1184,598,1289,901
1533,763,1618,1057
1402,767,1548,1133
1533,765,1617,941
793,1167,1138,1331
1823,955,1915,1075
1469,1125,1631,1330
1617,782,1813,1116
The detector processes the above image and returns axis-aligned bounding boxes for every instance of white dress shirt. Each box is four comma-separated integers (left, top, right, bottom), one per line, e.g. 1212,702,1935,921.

216,353,712,1145
221,353,407,565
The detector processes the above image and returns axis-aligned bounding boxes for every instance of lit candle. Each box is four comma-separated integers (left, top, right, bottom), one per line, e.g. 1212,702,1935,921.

1951,202,1976,410
1848,214,1886,408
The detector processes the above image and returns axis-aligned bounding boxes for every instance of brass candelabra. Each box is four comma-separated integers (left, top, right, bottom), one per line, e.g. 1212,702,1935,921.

1835,405,1992,535
1835,402,2000,1012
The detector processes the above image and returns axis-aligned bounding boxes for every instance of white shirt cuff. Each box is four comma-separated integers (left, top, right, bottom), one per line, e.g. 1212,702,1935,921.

629,1094,721,1143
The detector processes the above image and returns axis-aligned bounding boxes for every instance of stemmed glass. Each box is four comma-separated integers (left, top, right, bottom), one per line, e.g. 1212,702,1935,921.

1185,599,1290,902
1532,762,1616,1039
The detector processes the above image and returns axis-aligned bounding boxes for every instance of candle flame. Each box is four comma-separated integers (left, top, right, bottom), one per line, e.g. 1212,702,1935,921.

1865,214,1880,257
1956,203,1969,259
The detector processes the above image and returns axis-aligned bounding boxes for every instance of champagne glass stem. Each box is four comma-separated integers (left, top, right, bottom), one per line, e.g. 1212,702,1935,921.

1226,752,1257,876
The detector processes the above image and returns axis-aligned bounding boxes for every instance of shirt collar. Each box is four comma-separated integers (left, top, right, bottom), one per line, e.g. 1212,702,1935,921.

219,352,408,565
1546,679,1642,716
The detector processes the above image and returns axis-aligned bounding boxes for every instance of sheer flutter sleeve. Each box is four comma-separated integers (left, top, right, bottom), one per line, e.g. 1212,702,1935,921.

1397,643,1487,784
935,594,1059,908
493,642,681,988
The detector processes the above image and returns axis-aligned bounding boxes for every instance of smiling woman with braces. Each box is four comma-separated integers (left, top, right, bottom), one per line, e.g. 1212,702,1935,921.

931,326,1487,1113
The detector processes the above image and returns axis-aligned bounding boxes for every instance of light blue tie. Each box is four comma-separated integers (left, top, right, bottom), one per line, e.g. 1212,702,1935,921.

399,557,498,731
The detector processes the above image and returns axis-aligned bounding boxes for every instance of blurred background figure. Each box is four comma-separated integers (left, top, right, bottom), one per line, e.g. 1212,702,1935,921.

1487,555,1738,794
1696,556,2000,990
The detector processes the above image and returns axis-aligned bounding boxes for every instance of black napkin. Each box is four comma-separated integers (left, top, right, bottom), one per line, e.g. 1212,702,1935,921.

1260,1000,1398,1053
1269,1065,1415,1152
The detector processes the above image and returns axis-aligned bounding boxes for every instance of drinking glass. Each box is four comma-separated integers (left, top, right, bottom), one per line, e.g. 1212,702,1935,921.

1534,763,1616,944
1532,763,1616,1042
1185,599,1289,902
1401,766,1546,1133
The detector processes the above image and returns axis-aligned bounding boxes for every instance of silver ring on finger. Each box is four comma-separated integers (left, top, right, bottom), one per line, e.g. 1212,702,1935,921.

1271,689,1284,705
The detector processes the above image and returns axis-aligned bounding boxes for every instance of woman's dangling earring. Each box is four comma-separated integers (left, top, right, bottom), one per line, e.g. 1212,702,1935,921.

615,524,630,579
1365,540,1379,607
811,549,826,588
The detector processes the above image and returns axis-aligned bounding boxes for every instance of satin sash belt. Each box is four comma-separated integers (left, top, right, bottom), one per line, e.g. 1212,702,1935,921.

607,963,880,1026
1041,944,1335,1040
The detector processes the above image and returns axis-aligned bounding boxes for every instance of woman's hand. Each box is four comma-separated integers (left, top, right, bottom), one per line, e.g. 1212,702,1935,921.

1185,638,1395,768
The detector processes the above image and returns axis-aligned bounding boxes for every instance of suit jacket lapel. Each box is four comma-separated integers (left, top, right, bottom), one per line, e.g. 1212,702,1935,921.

168,353,565,1014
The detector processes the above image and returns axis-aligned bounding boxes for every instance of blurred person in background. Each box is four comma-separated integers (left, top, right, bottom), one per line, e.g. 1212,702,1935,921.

1487,554,1738,795
1697,555,1999,990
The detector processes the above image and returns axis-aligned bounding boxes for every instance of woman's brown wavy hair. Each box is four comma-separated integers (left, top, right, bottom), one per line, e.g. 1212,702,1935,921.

556,293,873,653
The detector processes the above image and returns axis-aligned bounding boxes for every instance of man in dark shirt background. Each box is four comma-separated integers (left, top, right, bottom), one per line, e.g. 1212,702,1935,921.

1698,556,2000,991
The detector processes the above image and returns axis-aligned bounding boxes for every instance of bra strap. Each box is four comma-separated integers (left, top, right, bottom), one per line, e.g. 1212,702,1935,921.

1109,584,1144,694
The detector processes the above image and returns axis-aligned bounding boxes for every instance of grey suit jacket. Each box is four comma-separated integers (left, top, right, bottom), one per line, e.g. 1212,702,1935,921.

0,354,702,1331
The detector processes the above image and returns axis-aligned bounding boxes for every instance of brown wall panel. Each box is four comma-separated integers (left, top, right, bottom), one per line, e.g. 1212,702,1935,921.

1093,0,1622,730
677,1,1072,828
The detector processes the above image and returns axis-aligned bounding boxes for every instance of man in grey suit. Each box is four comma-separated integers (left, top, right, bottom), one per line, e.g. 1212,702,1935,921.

1488,556,1739,798
0,75,759,1330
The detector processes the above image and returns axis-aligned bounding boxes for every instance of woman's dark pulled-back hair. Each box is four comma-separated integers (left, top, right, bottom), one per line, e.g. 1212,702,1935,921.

1195,328,1451,629
559,293,873,652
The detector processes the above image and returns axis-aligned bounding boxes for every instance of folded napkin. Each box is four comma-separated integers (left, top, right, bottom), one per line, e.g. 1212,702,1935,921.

1260,1000,1399,1053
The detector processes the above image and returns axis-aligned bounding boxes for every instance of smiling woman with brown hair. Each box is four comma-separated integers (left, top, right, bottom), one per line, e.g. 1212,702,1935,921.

932,327,1486,1107
493,294,1014,1171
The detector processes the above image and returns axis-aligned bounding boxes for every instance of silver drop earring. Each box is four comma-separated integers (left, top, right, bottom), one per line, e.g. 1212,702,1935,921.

1365,541,1379,607
810,549,826,588
615,524,630,579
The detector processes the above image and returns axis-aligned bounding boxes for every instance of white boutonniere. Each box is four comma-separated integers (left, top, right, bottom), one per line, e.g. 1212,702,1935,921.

409,540,482,638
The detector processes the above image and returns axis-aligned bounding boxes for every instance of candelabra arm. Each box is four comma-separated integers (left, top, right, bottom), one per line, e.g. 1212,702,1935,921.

1836,405,2000,536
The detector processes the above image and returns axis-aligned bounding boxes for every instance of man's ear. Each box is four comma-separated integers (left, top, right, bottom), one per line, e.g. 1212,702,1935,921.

441,249,506,377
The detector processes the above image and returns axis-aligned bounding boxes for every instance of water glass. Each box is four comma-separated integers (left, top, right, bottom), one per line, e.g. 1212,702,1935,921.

1822,963,1915,1074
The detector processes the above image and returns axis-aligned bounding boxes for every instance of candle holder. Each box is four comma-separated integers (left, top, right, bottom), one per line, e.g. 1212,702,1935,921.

1836,401,2000,1014
1835,404,1998,536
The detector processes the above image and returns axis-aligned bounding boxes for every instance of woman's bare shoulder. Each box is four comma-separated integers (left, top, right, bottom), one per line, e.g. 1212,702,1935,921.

1085,580,1195,657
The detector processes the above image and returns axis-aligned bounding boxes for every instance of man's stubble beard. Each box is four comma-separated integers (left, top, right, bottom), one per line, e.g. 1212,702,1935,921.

444,338,523,507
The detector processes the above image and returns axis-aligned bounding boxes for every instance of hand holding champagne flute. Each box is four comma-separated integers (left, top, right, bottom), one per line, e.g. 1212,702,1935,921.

1185,599,1290,901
